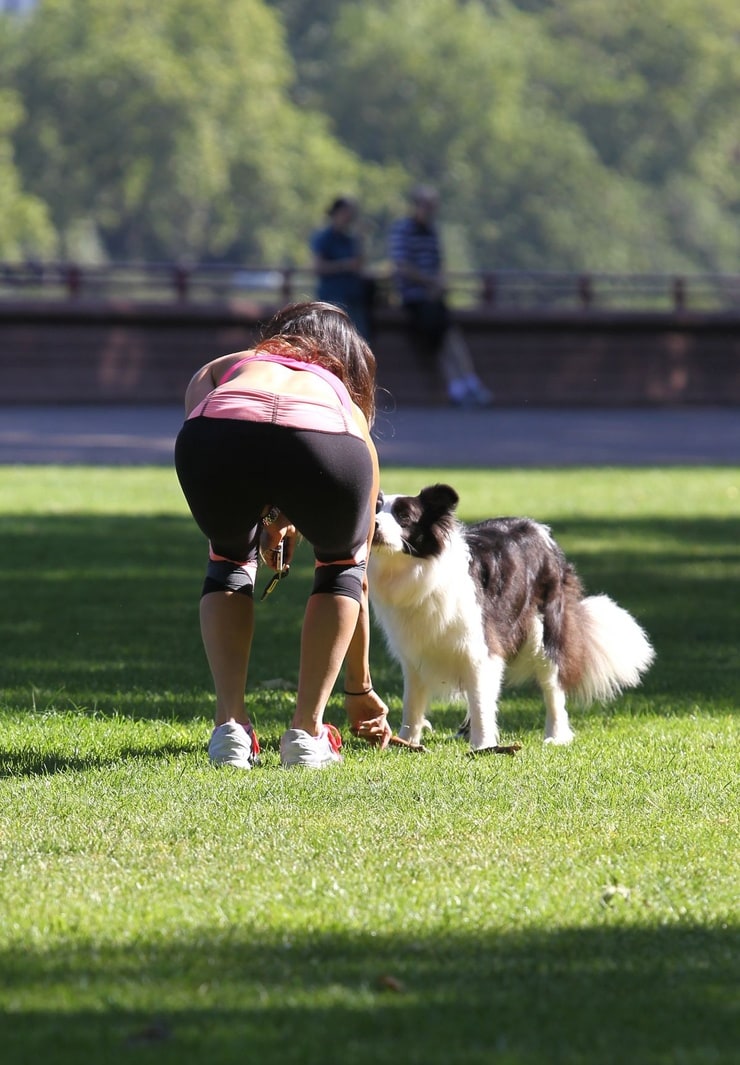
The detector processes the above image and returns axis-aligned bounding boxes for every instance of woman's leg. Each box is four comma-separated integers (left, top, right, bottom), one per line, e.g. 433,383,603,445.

274,431,373,744
200,591,255,726
291,592,360,736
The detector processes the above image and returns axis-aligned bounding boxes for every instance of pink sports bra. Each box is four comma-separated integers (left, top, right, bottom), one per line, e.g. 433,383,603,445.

218,352,353,412
187,351,363,439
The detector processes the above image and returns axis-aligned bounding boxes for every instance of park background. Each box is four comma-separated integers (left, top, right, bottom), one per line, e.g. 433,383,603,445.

1,0,740,278
0,4,738,1063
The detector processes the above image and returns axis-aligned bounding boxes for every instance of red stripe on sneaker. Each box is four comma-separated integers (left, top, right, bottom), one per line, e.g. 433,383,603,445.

323,723,343,753
247,724,260,756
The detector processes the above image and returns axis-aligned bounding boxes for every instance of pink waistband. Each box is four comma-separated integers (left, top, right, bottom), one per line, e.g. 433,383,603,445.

188,387,363,438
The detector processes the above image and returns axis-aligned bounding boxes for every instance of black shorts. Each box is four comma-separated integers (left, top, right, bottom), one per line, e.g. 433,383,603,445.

175,415,374,597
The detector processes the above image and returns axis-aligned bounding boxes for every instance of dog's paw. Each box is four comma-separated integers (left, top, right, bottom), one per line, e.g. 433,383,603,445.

398,724,424,745
544,729,575,746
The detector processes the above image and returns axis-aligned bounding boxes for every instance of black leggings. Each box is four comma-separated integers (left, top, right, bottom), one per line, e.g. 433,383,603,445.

175,416,374,601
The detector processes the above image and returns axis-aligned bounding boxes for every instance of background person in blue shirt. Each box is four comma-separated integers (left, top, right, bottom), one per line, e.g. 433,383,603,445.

311,197,370,338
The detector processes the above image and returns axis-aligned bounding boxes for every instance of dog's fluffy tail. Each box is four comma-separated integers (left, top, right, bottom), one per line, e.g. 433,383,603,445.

571,595,654,705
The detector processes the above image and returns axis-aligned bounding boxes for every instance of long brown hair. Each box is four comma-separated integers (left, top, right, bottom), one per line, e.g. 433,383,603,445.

256,301,376,425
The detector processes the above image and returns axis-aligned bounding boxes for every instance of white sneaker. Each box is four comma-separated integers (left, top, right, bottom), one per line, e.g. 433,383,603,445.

280,724,343,768
208,722,260,769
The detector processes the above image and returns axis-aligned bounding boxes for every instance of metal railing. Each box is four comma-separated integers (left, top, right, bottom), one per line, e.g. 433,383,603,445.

2,260,740,312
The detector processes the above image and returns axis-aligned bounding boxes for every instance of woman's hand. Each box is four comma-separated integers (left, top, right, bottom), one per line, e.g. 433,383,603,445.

259,516,298,572
345,688,392,749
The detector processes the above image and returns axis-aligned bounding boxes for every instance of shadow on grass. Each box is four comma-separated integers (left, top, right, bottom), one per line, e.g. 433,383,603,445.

0,739,201,779
0,512,738,718
0,924,736,1064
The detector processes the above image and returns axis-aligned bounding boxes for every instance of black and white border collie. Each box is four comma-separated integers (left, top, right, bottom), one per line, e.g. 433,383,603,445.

369,484,654,751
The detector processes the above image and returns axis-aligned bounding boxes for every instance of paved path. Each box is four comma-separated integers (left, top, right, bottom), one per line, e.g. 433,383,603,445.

0,404,738,467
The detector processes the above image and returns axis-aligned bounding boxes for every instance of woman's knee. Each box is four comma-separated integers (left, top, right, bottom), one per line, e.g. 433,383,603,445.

311,559,365,603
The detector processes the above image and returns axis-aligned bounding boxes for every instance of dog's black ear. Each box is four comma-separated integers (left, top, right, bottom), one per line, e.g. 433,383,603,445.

419,484,459,515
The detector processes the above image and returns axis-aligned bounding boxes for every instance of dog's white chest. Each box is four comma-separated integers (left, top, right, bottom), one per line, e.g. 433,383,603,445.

370,543,487,691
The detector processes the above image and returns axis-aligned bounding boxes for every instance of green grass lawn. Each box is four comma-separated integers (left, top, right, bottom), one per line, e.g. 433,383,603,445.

0,465,738,1065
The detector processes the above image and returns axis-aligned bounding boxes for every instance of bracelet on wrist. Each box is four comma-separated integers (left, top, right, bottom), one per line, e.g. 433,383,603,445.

344,687,374,696
261,506,280,528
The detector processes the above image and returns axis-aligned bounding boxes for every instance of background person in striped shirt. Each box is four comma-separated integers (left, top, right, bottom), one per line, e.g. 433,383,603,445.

389,185,492,407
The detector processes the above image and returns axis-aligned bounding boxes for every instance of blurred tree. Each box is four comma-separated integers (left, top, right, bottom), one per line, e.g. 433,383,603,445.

263,0,348,104
0,12,55,258
272,0,740,273
0,87,55,258
528,0,740,271
294,0,678,270
4,0,738,271
5,0,400,262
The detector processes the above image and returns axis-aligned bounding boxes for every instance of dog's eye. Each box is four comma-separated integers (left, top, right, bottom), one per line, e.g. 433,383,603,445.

393,501,415,528
375,491,384,514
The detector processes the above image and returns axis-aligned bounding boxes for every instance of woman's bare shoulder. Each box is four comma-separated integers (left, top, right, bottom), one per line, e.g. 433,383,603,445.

209,349,254,380
184,349,254,414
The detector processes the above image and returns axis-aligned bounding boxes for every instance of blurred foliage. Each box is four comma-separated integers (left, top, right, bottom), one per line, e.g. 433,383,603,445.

2,0,403,262
0,17,55,258
0,87,56,258
0,0,738,270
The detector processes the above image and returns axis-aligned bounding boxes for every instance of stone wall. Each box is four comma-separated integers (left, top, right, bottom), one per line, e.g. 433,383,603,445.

1,300,738,406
